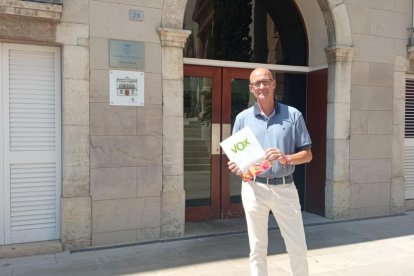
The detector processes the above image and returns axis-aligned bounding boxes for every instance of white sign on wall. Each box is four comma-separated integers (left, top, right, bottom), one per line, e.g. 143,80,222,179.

109,70,144,106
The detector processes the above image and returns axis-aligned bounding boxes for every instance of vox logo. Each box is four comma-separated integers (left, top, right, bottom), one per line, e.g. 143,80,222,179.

231,139,250,153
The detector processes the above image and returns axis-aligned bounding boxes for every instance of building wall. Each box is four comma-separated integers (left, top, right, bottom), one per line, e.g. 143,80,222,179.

0,0,90,257
346,0,411,217
59,0,91,250
1,0,413,257
88,0,164,246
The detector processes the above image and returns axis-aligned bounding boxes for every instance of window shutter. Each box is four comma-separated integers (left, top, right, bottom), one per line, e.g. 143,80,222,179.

3,44,61,244
404,78,414,199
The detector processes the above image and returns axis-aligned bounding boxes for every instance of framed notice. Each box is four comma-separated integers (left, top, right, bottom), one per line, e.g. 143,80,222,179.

109,70,144,106
109,39,144,69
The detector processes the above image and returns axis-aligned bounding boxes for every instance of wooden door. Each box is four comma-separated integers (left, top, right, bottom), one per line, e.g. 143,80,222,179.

184,66,251,221
305,68,327,216
184,65,221,221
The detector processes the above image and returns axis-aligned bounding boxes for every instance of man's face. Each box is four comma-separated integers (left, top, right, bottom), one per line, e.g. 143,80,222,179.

249,69,276,101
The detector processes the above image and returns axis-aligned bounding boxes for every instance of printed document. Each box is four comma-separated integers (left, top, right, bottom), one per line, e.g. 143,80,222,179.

220,126,265,173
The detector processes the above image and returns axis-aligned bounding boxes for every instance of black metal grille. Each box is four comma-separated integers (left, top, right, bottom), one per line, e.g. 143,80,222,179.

406,79,414,138
21,0,63,4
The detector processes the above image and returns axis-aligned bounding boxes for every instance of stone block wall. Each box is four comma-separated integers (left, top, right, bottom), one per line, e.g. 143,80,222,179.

58,0,91,249
1,0,414,257
346,0,411,217
0,0,91,254
89,0,164,246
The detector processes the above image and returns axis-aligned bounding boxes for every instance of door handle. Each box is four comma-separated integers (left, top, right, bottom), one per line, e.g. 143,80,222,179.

211,123,221,155
212,123,232,155
218,123,232,157
222,123,231,142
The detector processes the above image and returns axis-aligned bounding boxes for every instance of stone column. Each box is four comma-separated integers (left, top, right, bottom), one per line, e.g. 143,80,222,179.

157,27,191,238
56,22,91,249
391,56,408,212
324,46,354,219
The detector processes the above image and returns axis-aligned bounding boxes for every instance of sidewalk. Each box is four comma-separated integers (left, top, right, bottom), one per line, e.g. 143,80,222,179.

0,211,413,276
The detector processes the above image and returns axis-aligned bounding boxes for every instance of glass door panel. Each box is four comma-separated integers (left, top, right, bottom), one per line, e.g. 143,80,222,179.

221,68,252,217
184,66,252,220
184,76,212,207
184,65,221,221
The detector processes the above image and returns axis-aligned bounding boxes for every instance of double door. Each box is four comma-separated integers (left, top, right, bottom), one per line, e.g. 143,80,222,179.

184,65,252,221
183,65,328,221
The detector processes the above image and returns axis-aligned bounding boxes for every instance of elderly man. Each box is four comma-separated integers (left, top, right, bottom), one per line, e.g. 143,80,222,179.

228,67,312,276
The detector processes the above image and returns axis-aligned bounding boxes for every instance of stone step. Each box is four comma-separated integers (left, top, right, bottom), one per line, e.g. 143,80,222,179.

184,139,209,146
184,131,203,138
189,120,203,125
184,164,211,171
185,145,209,151
185,119,204,125
184,128,202,135
184,151,210,158
184,123,202,129
184,157,210,164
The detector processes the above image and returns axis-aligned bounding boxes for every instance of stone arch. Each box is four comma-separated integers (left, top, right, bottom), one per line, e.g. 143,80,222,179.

157,0,354,237
161,0,188,28
316,0,354,219
316,0,352,47
160,0,353,47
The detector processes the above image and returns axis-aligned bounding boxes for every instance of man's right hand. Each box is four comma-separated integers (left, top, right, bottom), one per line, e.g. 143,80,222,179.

228,160,242,176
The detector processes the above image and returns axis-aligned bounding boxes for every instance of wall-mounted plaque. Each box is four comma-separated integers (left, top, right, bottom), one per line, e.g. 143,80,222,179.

110,70,144,106
129,10,144,21
109,39,144,69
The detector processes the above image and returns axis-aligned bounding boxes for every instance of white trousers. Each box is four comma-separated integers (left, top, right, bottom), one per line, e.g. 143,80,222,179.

241,180,309,276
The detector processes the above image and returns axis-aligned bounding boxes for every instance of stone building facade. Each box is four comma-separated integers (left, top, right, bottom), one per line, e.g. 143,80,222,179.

0,0,413,257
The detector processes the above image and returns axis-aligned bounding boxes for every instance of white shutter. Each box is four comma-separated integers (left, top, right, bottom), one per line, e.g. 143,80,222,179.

2,44,61,244
404,78,414,199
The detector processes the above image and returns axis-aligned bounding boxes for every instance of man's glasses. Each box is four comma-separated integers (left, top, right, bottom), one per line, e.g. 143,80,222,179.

250,79,273,88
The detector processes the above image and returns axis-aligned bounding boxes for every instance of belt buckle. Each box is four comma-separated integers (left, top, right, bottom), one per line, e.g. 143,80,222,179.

275,177,285,185
275,176,287,185
267,177,284,185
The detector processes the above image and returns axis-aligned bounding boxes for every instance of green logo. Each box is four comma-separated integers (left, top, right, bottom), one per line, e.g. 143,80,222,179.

231,138,250,153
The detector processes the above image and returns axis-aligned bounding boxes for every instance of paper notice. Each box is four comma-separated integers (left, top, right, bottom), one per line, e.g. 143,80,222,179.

220,126,265,173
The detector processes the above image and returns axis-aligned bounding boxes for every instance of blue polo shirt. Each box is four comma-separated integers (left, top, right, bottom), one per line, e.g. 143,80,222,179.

232,101,312,178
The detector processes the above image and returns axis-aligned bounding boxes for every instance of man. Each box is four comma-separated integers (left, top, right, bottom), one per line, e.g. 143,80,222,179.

228,67,312,276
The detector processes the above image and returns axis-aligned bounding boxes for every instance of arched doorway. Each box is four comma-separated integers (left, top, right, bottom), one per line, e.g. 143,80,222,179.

157,0,353,236
182,0,327,221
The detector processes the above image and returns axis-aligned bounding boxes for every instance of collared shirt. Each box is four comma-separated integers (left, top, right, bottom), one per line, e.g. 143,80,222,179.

232,101,312,178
